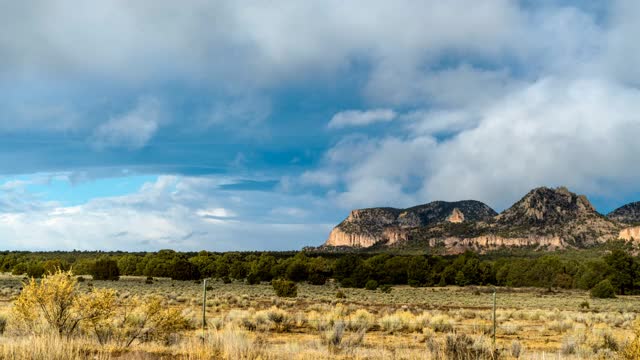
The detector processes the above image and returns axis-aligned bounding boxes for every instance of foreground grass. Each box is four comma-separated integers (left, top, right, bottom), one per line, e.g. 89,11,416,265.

0,274,637,359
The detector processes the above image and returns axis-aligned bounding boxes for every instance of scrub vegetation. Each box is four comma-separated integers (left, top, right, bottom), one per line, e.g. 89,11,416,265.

0,246,638,358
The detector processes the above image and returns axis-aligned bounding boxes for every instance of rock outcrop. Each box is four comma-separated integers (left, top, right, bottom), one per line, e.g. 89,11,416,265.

323,186,626,253
492,187,621,246
429,235,565,254
620,226,640,241
325,200,496,248
447,208,465,223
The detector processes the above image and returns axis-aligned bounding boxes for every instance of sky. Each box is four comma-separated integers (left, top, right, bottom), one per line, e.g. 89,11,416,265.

1,0,640,251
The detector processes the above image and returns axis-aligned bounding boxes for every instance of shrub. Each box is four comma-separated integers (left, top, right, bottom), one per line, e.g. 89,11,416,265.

579,301,590,309
622,320,640,359
26,262,45,278
561,335,576,355
90,259,120,281
246,272,261,285
380,284,393,293
591,279,616,299
365,280,378,291
308,272,327,285
340,277,356,288
601,332,619,352
11,263,27,276
336,290,346,299
511,340,522,358
222,276,232,284
444,333,496,360
0,315,7,335
272,279,297,298
12,269,116,336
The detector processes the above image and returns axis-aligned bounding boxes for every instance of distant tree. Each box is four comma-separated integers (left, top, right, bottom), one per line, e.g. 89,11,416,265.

407,256,430,287
605,249,636,294
169,259,200,281
246,271,261,285
72,259,96,276
117,255,140,275
576,260,609,290
333,255,361,282
43,259,70,275
591,279,616,299
285,261,308,282
26,262,45,278
91,259,120,281
11,263,27,276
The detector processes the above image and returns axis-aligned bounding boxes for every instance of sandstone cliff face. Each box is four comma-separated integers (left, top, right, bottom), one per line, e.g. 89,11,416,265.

447,208,464,223
325,227,407,247
620,226,640,241
324,200,496,248
429,235,564,255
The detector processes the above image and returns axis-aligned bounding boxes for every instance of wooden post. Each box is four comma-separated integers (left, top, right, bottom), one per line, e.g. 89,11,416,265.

202,278,208,341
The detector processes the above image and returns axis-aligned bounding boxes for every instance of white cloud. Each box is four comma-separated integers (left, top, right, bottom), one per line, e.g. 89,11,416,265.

91,97,162,150
196,208,236,219
328,109,396,129
0,175,336,250
305,77,640,211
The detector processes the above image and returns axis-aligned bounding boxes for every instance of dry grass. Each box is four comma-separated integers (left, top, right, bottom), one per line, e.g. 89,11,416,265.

0,274,637,359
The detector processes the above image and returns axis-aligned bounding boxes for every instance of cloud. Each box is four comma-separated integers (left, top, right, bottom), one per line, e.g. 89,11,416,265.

0,175,336,250
328,109,397,129
91,97,163,150
304,77,640,211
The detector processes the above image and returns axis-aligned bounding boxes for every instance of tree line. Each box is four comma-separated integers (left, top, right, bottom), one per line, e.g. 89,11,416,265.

0,247,639,295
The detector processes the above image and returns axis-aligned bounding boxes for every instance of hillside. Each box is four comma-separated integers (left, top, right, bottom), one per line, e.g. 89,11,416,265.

324,200,496,247
608,201,640,224
323,186,631,253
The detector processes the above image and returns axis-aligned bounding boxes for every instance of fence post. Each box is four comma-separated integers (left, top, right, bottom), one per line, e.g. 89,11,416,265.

492,288,497,347
202,278,208,342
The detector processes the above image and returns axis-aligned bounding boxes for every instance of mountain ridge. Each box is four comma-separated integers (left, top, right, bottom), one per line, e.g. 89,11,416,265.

323,186,636,253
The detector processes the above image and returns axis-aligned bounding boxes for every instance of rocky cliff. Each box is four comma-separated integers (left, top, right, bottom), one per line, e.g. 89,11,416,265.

491,187,621,246
323,186,627,253
608,201,640,224
620,226,640,241
325,200,496,248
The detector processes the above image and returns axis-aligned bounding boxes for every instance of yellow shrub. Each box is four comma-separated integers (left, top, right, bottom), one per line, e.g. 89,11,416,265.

621,320,640,360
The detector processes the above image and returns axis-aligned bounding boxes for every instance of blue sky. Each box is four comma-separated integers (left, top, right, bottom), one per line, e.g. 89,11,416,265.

1,1,640,251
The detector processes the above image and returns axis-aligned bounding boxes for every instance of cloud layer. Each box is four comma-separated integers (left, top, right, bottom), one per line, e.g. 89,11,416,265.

0,1,639,250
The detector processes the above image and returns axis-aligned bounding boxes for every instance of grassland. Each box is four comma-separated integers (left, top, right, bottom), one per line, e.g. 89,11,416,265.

0,274,637,359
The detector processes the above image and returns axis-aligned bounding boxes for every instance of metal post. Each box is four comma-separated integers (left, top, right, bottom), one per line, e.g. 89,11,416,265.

492,289,497,347
202,278,208,341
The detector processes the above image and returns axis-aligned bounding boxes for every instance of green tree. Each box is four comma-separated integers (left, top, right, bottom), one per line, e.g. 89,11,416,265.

169,259,200,280
591,279,616,299
605,249,636,295
117,255,140,275
91,259,120,281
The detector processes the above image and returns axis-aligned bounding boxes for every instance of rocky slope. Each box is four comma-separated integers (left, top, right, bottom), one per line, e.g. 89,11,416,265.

608,201,640,224
324,200,496,247
491,187,621,246
323,186,628,253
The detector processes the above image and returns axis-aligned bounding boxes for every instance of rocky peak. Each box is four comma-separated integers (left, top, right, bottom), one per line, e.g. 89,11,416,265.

608,201,640,224
497,186,598,226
